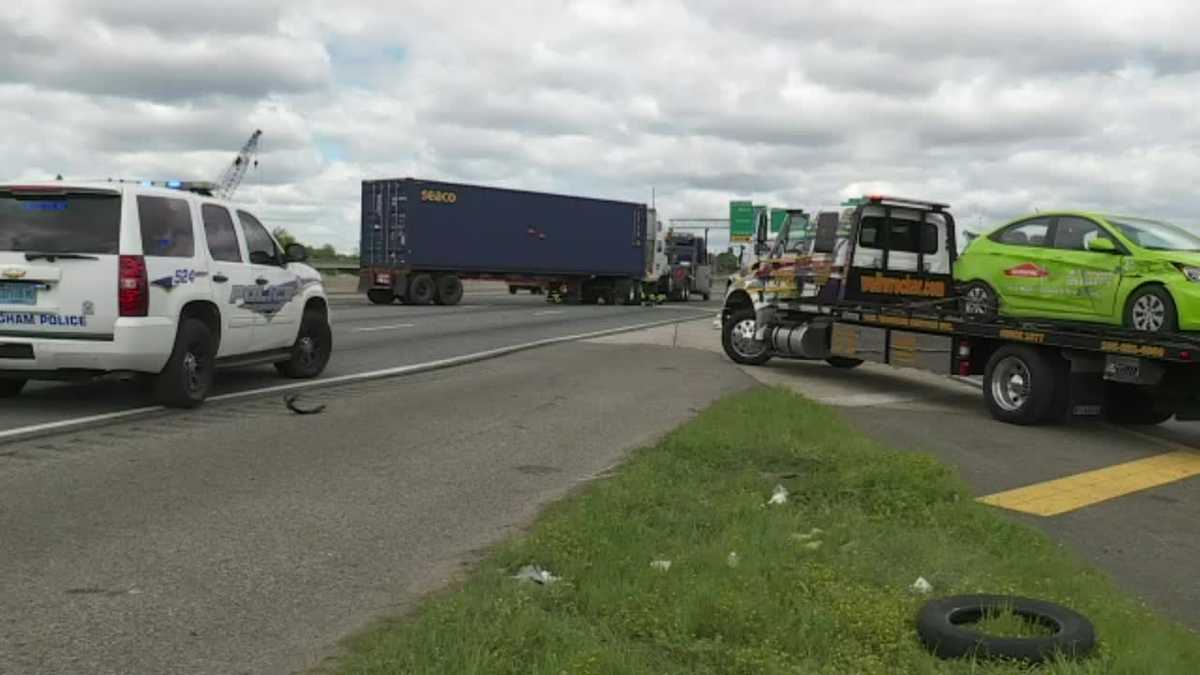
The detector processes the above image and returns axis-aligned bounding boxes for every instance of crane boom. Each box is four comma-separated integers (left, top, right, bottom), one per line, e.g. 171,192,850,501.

216,129,262,200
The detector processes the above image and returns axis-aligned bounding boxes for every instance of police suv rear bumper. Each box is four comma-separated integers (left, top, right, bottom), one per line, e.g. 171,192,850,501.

0,317,176,376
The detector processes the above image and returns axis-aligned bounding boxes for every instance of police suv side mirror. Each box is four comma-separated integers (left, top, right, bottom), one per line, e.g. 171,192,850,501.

284,243,308,263
250,250,274,265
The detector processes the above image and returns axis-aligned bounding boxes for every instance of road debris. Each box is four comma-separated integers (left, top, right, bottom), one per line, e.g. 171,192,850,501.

791,528,824,542
910,576,934,594
512,564,560,585
284,394,326,415
767,484,789,505
650,560,672,572
727,551,740,568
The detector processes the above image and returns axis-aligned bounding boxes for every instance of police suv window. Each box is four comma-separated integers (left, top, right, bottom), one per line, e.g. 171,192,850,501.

138,196,195,257
238,210,280,263
202,205,243,263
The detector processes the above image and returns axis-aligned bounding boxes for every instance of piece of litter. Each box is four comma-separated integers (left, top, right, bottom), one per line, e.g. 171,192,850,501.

910,576,933,594
284,394,326,415
127,588,143,595
650,560,672,572
801,541,822,551
727,551,740,568
791,528,824,542
767,484,789,506
513,565,560,585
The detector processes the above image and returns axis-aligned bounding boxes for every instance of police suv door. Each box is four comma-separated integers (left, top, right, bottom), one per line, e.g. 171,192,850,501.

199,203,254,356
236,210,301,349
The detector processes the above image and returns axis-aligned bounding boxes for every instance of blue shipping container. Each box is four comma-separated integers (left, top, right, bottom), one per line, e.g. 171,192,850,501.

361,179,648,278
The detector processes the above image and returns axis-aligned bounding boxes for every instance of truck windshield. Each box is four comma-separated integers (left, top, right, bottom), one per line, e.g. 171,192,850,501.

0,191,122,254
1107,217,1200,252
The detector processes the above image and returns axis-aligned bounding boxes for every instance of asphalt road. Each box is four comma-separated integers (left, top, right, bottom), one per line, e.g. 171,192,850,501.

0,319,751,674
2,290,717,432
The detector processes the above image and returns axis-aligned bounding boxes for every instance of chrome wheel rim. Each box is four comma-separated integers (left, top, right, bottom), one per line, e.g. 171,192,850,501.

964,286,991,316
730,318,767,359
991,356,1031,412
1131,294,1166,331
183,352,203,394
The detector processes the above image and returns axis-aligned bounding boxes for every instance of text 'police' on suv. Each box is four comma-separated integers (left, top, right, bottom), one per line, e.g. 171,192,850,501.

0,180,333,407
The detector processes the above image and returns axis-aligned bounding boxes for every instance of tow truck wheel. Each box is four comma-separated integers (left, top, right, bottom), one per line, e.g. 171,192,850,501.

826,356,864,370
722,307,772,366
0,378,26,398
961,281,999,322
1103,383,1175,425
983,345,1056,425
367,289,395,305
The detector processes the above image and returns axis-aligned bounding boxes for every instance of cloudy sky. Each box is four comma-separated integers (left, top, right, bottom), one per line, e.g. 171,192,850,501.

3,0,1200,252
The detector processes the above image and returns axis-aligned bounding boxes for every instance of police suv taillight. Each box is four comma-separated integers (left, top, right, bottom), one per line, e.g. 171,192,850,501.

118,254,149,317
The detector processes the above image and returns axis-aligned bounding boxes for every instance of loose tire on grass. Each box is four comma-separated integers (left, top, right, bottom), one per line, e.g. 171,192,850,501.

275,310,333,379
154,318,215,408
367,289,395,305
983,345,1057,425
434,275,464,306
407,274,435,305
0,378,26,398
721,307,772,366
1124,285,1177,333
917,594,1096,664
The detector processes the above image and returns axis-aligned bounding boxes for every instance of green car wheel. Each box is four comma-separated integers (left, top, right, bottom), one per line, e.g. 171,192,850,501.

1124,286,1177,333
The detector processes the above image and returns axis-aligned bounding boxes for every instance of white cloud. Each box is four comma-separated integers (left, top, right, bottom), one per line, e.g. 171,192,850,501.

3,0,1200,254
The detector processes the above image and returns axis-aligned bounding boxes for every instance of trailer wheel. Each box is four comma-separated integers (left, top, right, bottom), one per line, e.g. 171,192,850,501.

367,289,395,305
722,307,772,366
408,274,435,305
1103,383,1175,425
434,275,464,306
508,286,518,295
983,345,1056,425
961,282,999,322
826,356,864,370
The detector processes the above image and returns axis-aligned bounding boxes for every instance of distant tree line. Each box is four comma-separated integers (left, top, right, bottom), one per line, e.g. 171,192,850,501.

272,227,357,262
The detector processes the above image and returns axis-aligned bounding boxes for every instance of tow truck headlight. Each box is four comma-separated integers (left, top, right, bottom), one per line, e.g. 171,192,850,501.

1175,264,1200,282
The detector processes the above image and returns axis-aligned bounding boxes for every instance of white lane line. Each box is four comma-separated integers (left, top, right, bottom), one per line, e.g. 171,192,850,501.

0,315,709,444
353,323,416,332
533,310,565,316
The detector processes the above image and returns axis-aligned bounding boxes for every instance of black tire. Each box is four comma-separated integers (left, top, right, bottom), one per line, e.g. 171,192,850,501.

407,274,435,305
532,287,543,295
961,281,999,322
917,594,1096,664
983,345,1056,425
434,275,464,306
0,378,27,398
275,311,333,379
702,291,711,301
367,289,395,305
1103,382,1175,425
508,286,518,295
826,356,864,369
722,307,772,366
682,283,691,302
1124,286,1177,333
154,318,215,408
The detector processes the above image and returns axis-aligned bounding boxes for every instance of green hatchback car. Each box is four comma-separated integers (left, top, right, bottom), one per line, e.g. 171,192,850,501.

954,212,1200,333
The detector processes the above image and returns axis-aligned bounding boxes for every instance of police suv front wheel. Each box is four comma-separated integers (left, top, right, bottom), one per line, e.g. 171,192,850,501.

0,378,27,398
155,318,216,409
276,311,333,379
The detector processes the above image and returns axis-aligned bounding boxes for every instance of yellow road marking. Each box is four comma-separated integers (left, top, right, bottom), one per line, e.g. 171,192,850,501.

977,450,1200,516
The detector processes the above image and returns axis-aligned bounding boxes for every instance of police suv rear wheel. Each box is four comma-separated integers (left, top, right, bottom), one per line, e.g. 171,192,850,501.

0,378,26,398
155,318,215,409
276,311,333,379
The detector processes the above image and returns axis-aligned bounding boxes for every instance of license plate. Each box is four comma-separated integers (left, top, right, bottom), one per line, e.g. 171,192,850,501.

0,282,36,305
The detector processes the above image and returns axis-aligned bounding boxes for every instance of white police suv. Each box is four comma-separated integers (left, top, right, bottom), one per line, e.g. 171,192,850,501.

0,180,332,407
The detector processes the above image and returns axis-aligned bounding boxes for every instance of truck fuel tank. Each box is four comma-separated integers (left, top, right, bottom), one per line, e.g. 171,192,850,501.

768,322,831,359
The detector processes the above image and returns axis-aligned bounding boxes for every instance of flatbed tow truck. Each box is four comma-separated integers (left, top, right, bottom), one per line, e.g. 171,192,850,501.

720,195,1200,426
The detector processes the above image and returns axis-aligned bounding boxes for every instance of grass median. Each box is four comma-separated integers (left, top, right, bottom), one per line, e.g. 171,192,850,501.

332,388,1200,674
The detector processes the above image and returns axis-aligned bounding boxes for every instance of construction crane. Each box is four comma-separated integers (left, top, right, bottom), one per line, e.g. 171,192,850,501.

216,129,262,200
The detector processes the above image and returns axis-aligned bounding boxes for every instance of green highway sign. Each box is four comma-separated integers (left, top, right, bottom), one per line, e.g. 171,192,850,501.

729,201,754,243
